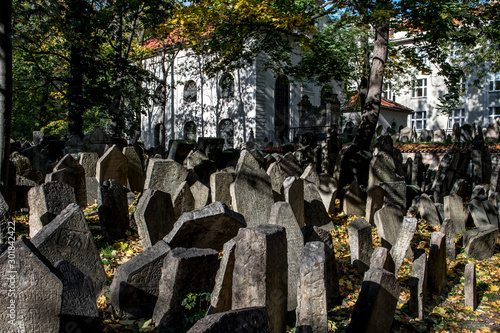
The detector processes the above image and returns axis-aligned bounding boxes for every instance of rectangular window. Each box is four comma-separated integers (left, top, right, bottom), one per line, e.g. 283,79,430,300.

489,107,500,121
382,82,396,101
490,73,500,91
412,78,427,98
448,109,465,128
412,111,427,130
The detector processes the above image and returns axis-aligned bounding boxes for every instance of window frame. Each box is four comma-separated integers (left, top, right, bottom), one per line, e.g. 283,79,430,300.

412,78,427,98
183,80,197,103
411,111,427,130
489,107,500,122
448,108,465,128
489,73,500,92
219,74,235,99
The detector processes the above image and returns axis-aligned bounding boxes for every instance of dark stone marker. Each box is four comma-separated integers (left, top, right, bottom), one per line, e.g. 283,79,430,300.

153,247,220,328
463,225,499,260
98,179,130,243
409,249,428,320
349,268,401,333
464,262,477,310
427,232,447,295
232,225,288,333
343,181,367,217
187,307,271,333
55,260,101,333
209,239,237,314
172,181,195,221
366,186,385,226
415,193,441,226
110,240,171,318
50,154,87,207
123,146,144,193
370,247,395,274
347,218,373,274
134,189,175,248
164,201,246,251
31,203,106,296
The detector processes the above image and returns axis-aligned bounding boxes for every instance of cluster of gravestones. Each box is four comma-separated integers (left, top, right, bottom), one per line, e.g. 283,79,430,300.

0,124,499,333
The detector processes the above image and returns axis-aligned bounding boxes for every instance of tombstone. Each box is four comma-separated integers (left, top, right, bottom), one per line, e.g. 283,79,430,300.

411,152,424,187
28,181,77,237
381,181,407,210
232,225,287,333
110,240,171,318
427,232,447,294
279,153,303,178
144,158,189,195
30,203,106,296
466,198,496,228
440,219,456,261
282,176,305,228
123,147,144,193
268,202,304,313
98,179,130,243
296,242,328,333
0,193,11,243
79,152,99,178
348,218,373,274
409,249,428,320
444,194,466,234
10,151,43,183
433,129,446,143
164,201,246,251
0,237,63,333
366,186,385,226
463,225,499,260
460,124,473,142
47,154,87,207
304,181,334,230
230,150,274,228
171,181,196,221
419,129,432,142
399,127,412,142
267,161,287,202
209,239,237,314
134,189,175,248
188,307,272,333
464,263,477,310
153,247,220,328
318,173,337,213
210,172,233,207
343,181,367,217
451,178,471,201
414,193,441,226
349,268,400,333
184,149,209,169
83,126,113,156
370,247,395,273
390,217,418,273
95,145,128,188
55,260,101,332
373,204,404,251
86,176,99,206
451,123,461,142
485,120,499,142
190,181,211,210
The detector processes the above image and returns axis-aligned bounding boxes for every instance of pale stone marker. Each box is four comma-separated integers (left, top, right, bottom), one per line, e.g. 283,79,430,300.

96,144,129,187
390,217,418,273
50,154,87,207
348,218,373,274
210,172,233,207
282,176,305,227
190,180,210,210
144,158,189,195
366,185,385,226
209,239,237,314
463,225,499,260
464,262,477,310
444,194,466,234
370,247,395,273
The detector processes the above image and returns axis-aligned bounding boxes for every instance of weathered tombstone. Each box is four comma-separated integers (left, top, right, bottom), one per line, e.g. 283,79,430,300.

374,204,404,250
232,225,287,333
268,202,304,313
184,149,209,169
153,247,220,328
368,151,396,189
96,145,129,187
190,181,211,210
485,120,499,142
466,198,495,228
348,218,373,274
86,176,99,205
123,146,144,192
144,158,189,195
171,181,196,221
444,194,466,234
399,127,412,142
433,129,446,142
282,176,305,228
414,193,441,226
135,189,175,248
0,193,11,243
267,161,287,202
188,307,272,333
48,154,87,207
349,268,401,333
83,126,113,156
304,180,334,230
167,140,196,164
0,237,63,333
370,247,395,273
464,263,477,310
230,150,274,228
296,242,328,333
30,203,106,296
366,186,385,226
210,172,233,207
28,181,77,237
279,152,303,178
463,225,498,260
409,249,428,320
318,173,337,213
164,201,246,251
55,260,101,332
390,217,418,273
79,152,99,178
461,124,473,142
209,239,237,314
343,181,367,217
110,240,171,318
98,179,130,243
381,181,407,210
427,232,447,294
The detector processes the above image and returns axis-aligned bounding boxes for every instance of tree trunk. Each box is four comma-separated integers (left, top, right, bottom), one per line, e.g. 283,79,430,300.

109,8,124,137
354,20,389,150
0,0,13,188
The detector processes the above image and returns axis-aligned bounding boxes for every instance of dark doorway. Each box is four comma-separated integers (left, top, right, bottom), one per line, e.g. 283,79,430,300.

154,123,165,148
275,76,289,142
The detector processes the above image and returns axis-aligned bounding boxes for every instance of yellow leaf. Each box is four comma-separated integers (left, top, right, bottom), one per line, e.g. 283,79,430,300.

98,295,106,307
490,285,499,293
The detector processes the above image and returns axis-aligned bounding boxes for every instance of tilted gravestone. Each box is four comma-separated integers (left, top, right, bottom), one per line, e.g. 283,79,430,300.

83,126,113,156
282,176,305,228
209,239,237,314
348,218,373,274
153,247,220,329
55,260,101,332
96,145,129,187
381,181,407,210
318,173,337,214
190,181,210,210
30,203,106,296
349,268,401,333
296,242,328,333
49,154,87,207
444,194,466,234
370,247,395,274
232,225,288,333
98,179,130,243
0,237,63,333
343,181,367,217
304,180,334,230
172,181,196,221
374,204,404,251
268,201,304,313
144,158,189,195
368,151,396,189
463,225,499,260
164,201,246,251
123,146,144,193
414,193,441,226
230,150,274,228
187,307,272,333
427,232,447,294
390,217,418,273
210,172,233,207
267,161,287,202
28,181,77,238
134,189,175,248
183,149,209,169
110,240,171,318
410,249,428,320
366,185,385,226
79,152,99,178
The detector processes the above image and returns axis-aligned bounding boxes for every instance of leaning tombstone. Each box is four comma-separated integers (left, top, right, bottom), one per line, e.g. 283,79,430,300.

414,193,441,226
282,176,305,228
123,146,144,193
304,180,334,230
370,247,395,273
30,203,107,296
463,225,499,260
268,161,287,202
347,218,373,274
390,217,417,273
187,307,271,333
50,154,87,207
210,171,233,207
209,239,237,314
381,181,407,210
171,181,196,221
366,186,385,226
409,249,428,320
98,179,130,243
96,144,129,187
373,204,404,250
144,158,189,195
318,173,337,213
444,194,466,234
79,152,100,178
343,181,367,217
427,232,447,294
440,219,456,261
190,181,210,210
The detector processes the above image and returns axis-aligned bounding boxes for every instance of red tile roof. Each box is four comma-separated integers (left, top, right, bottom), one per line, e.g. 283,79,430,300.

346,93,413,113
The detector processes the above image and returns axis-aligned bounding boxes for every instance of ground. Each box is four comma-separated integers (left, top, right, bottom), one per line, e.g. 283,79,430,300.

12,198,500,333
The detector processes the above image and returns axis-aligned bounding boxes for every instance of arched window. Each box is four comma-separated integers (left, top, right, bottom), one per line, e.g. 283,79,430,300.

219,119,234,149
184,80,197,103
220,74,234,99
154,123,165,148
153,84,166,105
184,121,197,141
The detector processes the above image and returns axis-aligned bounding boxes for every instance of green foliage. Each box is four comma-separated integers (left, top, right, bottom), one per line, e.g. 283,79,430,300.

181,292,211,330
40,119,68,138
